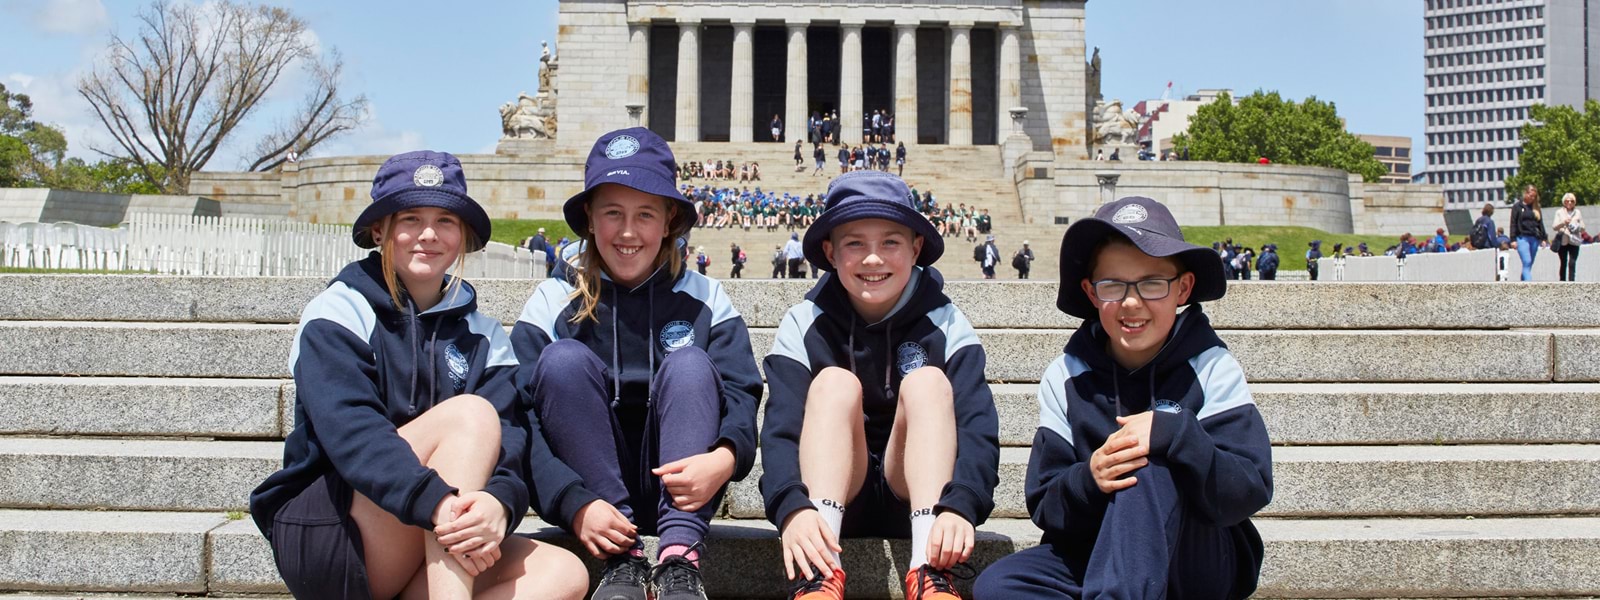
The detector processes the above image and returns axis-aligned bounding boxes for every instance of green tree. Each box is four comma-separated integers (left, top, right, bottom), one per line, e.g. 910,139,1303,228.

1170,90,1388,182
0,82,69,186
1505,100,1600,206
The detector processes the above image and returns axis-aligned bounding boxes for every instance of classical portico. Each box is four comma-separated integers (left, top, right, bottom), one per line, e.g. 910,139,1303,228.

557,0,1087,157
631,18,1014,146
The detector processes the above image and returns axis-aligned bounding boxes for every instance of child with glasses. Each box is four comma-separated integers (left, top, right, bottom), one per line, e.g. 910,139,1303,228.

974,196,1272,599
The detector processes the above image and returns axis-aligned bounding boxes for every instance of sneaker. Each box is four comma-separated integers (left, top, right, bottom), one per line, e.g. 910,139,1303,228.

592,554,650,600
649,553,707,600
903,564,972,600
789,568,846,600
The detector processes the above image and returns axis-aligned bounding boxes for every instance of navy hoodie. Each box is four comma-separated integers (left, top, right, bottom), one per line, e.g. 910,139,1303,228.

1029,305,1272,595
251,253,529,539
511,263,763,530
760,267,1000,529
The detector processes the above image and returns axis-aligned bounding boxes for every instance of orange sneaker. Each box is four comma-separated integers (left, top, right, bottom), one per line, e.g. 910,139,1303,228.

790,568,846,600
904,565,968,600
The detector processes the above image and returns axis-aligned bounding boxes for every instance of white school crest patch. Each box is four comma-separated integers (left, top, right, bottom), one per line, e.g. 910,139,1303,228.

660,320,695,352
413,164,444,187
445,344,468,392
1111,203,1148,224
897,341,928,375
606,135,641,159
1153,399,1183,414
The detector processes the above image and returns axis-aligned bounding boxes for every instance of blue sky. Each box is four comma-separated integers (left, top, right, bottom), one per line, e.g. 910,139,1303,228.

1,0,1423,171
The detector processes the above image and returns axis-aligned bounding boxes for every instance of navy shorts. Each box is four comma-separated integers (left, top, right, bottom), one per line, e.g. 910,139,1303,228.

269,472,372,600
840,452,912,539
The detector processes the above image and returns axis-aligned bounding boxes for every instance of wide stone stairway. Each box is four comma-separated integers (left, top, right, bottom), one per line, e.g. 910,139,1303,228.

1,276,1598,598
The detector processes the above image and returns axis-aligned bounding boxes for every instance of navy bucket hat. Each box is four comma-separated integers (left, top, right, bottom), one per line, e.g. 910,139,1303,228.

802,171,943,271
564,127,695,236
353,150,491,252
1056,196,1226,320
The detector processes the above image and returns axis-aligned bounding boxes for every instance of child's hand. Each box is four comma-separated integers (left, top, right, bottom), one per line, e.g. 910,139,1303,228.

926,511,974,569
780,508,842,581
1091,417,1152,494
1114,412,1154,453
435,491,509,558
572,499,638,559
652,444,736,512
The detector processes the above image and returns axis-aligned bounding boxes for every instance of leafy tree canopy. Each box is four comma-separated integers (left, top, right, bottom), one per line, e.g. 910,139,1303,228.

1170,90,1388,183
1506,100,1600,206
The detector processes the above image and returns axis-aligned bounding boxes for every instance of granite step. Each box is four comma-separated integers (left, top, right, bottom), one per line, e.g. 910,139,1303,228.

0,321,1584,382
4,377,1596,447
6,510,1599,597
5,438,1598,519
6,276,1600,331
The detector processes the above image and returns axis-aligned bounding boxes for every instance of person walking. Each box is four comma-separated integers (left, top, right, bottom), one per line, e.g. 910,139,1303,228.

895,142,907,177
1511,184,1549,281
695,246,710,275
981,235,1000,279
1013,240,1035,279
1257,243,1280,280
794,140,804,170
772,114,784,142
1554,192,1586,281
784,231,806,278
813,143,826,176
730,242,745,279
772,245,786,278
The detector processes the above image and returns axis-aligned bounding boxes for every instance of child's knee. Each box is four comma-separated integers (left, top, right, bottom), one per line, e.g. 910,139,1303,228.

536,339,604,379
898,366,953,409
658,345,715,381
808,367,863,409
439,394,501,445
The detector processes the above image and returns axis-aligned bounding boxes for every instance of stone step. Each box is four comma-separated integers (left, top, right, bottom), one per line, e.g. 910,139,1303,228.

0,321,1584,382
4,276,1598,331
0,377,287,439
5,377,1595,447
6,438,1597,519
8,510,1600,597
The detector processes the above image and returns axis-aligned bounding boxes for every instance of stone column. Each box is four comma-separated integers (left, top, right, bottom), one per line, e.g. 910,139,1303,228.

894,22,919,144
948,22,973,145
999,24,1022,128
1096,172,1121,206
840,21,865,145
628,22,651,127
785,23,809,143
730,20,755,143
675,19,701,142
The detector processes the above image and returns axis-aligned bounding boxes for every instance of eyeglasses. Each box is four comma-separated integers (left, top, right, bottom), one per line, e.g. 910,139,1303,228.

1090,276,1181,303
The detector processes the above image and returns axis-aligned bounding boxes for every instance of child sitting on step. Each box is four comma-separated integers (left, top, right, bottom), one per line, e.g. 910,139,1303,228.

511,127,763,600
973,196,1273,599
250,151,587,599
760,170,1000,600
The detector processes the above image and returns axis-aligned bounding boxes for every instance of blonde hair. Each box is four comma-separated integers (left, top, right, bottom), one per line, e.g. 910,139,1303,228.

1562,192,1578,206
568,199,684,324
371,215,477,311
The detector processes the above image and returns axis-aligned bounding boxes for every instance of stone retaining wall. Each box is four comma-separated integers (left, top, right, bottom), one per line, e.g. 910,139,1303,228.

0,189,224,226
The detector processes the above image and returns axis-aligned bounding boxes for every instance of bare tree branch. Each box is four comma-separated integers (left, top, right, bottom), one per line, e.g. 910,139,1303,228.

76,0,366,193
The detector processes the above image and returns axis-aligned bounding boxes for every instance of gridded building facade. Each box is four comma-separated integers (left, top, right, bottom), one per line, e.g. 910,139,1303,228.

1423,0,1600,207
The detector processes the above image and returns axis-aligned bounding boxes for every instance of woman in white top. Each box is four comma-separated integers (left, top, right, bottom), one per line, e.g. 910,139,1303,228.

1555,192,1586,281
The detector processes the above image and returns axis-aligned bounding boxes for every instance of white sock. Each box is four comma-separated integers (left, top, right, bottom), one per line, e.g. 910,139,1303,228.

812,498,845,564
909,507,936,570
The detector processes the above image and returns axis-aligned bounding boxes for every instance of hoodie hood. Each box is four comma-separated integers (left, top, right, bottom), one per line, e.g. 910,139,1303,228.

338,252,478,320
1064,304,1225,414
805,265,947,330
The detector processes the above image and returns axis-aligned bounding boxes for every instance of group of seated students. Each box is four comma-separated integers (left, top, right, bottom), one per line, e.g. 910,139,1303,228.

686,184,825,232
680,159,761,183
253,128,1273,600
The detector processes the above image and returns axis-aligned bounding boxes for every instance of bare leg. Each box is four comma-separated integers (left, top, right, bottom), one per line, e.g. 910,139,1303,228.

883,366,957,511
800,367,870,507
472,535,590,600
349,394,502,600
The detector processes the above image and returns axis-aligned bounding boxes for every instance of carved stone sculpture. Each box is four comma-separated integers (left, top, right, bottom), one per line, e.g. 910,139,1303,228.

1092,99,1141,146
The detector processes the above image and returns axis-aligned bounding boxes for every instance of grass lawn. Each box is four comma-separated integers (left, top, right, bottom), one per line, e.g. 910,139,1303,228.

491,218,575,247
1181,225,1420,257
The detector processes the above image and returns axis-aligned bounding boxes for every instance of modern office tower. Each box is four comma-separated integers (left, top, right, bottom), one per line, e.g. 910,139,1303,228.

1423,0,1600,207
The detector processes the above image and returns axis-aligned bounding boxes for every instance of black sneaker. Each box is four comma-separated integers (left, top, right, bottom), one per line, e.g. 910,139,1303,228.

648,552,707,600
592,554,650,600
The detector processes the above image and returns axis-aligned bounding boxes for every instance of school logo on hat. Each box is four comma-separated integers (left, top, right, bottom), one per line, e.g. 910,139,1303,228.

445,344,468,393
1112,203,1148,224
605,135,641,159
659,320,695,353
897,341,928,375
413,164,444,188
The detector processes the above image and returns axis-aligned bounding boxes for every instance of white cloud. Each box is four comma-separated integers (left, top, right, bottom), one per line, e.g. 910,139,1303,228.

29,0,109,36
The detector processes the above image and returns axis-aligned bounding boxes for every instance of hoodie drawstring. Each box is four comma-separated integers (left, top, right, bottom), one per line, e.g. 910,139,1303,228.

610,285,622,408
407,298,420,412
846,313,896,402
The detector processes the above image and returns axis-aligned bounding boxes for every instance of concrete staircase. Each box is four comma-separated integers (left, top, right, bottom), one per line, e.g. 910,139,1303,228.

2,276,1599,597
669,142,1043,281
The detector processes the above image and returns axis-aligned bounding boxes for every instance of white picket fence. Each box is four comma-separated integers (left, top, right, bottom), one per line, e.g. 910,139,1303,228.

1317,245,1600,282
3,214,541,279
